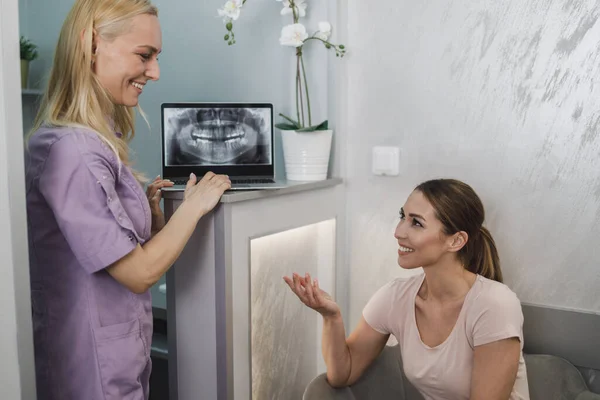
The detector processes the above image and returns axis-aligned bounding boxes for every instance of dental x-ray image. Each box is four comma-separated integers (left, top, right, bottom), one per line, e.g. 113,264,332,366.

164,107,272,166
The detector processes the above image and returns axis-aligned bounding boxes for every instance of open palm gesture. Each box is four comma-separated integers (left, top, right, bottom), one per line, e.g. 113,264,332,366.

283,273,340,318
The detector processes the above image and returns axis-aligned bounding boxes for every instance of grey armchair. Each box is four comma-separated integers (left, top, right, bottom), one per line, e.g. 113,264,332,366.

303,345,600,400
303,345,423,400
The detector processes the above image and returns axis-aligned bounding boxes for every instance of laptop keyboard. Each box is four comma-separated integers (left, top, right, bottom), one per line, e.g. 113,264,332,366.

171,178,275,185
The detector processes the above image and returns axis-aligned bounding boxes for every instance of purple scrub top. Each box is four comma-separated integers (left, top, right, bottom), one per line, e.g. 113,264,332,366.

25,125,153,400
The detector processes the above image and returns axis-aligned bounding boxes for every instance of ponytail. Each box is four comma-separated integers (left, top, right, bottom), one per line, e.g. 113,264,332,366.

468,226,503,282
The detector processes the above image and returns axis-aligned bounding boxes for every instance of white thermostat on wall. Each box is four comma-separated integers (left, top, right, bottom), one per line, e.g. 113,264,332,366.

372,146,400,176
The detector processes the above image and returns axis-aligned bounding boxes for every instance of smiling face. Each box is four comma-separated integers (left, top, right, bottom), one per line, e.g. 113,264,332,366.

93,13,162,107
394,190,462,269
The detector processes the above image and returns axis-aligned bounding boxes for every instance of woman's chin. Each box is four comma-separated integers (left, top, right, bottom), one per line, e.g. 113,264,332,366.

115,92,140,107
398,260,420,270
123,97,139,107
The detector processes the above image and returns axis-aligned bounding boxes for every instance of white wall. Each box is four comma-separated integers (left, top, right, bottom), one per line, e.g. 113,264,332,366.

0,0,36,398
345,0,600,328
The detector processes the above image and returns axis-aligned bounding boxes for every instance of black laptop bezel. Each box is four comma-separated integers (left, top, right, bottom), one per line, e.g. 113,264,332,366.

160,102,275,178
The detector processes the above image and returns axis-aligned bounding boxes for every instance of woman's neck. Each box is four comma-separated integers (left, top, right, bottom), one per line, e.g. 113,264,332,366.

420,256,476,303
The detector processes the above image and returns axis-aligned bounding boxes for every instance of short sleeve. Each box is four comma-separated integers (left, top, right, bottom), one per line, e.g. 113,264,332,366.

469,284,524,348
362,280,397,335
39,133,140,274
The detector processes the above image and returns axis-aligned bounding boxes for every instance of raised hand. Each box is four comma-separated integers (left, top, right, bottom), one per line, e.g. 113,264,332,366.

283,272,341,318
146,175,174,233
183,172,232,215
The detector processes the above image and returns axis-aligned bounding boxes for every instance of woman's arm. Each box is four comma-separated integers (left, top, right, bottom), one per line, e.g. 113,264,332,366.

284,274,389,387
107,172,230,293
324,315,389,387
470,337,520,400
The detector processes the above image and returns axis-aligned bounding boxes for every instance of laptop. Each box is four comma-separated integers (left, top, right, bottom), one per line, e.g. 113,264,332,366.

161,102,287,190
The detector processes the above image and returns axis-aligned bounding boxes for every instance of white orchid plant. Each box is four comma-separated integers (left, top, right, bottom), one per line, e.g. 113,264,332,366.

217,0,346,132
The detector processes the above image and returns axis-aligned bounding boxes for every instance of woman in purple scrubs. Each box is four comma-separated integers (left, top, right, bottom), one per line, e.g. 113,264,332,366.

24,1,230,399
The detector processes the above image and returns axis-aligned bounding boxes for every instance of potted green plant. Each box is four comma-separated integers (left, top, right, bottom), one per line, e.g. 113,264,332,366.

20,36,38,89
217,0,346,181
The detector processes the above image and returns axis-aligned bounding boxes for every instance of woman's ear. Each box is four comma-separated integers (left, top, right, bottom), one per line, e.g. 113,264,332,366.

92,29,99,55
80,28,98,55
448,231,468,253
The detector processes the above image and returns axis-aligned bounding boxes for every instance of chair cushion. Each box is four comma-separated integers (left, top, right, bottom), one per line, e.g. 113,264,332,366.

525,354,600,400
303,345,421,400
576,393,600,400
305,349,600,400
302,376,356,400
348,345,410,399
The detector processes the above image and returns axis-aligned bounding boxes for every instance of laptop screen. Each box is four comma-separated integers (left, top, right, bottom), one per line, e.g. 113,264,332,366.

161,103,274,178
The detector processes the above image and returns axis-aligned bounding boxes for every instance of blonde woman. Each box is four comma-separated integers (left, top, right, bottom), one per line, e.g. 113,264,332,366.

25,1,230,399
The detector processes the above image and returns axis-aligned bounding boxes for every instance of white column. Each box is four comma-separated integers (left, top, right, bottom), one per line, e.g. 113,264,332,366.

0,0,37,398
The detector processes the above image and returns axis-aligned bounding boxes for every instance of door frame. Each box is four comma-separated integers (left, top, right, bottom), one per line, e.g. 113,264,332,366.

0,0,36,398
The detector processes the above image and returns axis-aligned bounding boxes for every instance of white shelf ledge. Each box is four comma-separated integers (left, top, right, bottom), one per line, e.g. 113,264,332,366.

21,89,43,96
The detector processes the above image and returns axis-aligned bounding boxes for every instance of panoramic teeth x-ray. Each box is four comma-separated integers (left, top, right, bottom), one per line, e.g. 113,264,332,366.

164,107,271,166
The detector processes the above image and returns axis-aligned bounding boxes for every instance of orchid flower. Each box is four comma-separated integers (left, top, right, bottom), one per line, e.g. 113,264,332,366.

279,23,308,47
217,0,243,23
281,0,307,18
217,0,346,131
314,21,331,41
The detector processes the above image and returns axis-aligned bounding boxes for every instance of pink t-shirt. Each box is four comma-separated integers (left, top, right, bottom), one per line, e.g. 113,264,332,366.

363,273,530,400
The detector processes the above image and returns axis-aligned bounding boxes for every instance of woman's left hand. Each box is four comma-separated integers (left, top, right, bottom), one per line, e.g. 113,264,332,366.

146,175,174,234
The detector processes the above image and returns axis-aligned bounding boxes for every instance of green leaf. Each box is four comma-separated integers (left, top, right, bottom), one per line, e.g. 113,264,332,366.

275,123,300,131
313,120,329,130
295,120,329,132
20,36,38,61
278,113,300,127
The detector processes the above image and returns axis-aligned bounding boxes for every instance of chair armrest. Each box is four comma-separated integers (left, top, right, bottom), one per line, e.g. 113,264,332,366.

575,392,600,400
303,346,422,400
525,354,598,400
303,374,356,400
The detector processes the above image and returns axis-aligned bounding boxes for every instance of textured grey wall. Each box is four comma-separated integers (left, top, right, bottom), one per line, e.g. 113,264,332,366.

251,222,336,400
345,0,600,326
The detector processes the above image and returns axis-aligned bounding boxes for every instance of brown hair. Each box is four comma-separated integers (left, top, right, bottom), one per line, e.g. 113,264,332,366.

415,179,503,282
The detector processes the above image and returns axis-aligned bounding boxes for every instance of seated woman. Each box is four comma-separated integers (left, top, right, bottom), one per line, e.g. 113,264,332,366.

284,179,530,400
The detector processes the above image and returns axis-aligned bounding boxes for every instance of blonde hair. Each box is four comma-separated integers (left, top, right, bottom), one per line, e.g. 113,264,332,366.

27,0,158,180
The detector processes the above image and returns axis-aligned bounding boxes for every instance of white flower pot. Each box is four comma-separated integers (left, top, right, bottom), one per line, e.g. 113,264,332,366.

281,129,333,181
